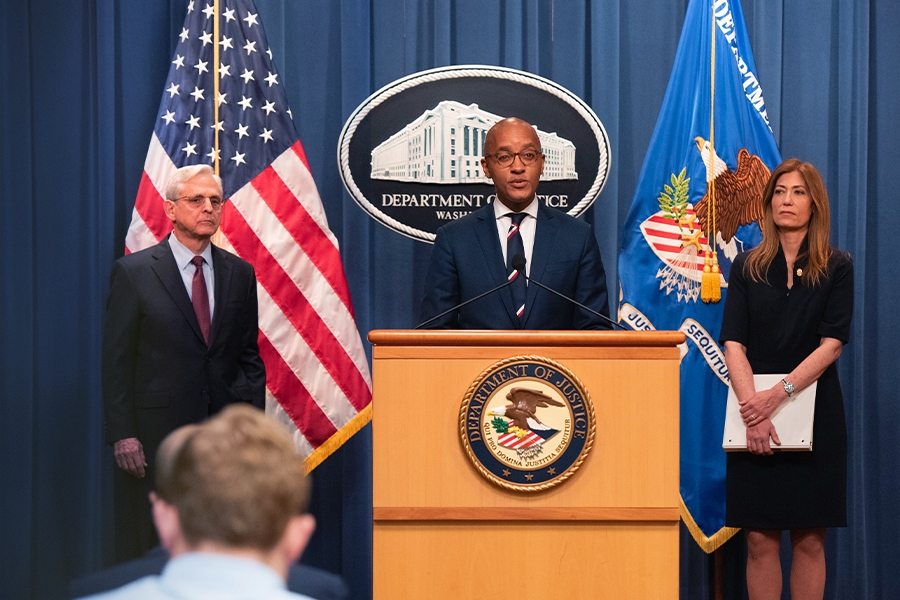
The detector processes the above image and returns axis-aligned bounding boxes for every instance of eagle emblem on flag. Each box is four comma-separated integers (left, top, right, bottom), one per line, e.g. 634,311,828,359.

640,143,770,304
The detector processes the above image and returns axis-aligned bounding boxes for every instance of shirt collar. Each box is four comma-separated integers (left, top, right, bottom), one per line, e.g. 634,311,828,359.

168,234,214,270
493,197,539,221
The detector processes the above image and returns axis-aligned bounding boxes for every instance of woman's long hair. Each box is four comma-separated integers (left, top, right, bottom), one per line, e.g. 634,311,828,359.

744,159,832,285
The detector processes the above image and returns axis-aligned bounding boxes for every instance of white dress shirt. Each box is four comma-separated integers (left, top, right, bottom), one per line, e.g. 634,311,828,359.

493,197,539,276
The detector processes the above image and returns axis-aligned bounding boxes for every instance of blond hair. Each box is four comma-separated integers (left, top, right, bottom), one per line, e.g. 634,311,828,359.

155,405,309,550
744,159,833,285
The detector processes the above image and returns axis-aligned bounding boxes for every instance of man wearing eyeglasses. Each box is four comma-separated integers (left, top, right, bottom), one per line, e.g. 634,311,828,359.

102,164,265,559
420,117,611,330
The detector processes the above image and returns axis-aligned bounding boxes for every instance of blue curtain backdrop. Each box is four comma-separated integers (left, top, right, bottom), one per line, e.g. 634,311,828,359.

1,1,897,598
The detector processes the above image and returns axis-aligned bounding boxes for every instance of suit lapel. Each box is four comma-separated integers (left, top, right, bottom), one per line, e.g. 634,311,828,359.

209,245,234,347
150,237,206,344
473,206,519,327
522,205,560,328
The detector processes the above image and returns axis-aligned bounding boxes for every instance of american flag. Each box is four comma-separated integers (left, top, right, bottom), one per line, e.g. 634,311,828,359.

126,0,372,469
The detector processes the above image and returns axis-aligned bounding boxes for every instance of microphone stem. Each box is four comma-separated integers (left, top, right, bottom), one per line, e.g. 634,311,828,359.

415,279,515,329
523,276,625,330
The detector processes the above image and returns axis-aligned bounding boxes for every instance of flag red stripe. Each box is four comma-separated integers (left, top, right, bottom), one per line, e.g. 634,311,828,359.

643,227,685,241
249,165,355,313
258,332,339,447
646,212,698,225
134,172,173,241
221,206,371,411
653,242,700,254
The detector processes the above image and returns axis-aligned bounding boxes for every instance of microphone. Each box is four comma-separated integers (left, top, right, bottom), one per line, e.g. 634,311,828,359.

514,257,627,330
415,255,525,329
511,254,527,274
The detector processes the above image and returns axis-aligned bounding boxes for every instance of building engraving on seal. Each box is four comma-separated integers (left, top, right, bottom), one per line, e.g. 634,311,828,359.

459,356,595,492
370,100,578,184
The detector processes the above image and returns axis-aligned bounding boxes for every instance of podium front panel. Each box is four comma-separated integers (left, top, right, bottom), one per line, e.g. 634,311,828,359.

369,331,682,600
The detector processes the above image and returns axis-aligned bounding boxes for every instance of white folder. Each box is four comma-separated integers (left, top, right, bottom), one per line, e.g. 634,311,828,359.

722,374,817,451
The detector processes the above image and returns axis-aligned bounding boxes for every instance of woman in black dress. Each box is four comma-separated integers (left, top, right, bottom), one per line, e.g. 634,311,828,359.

720,159,853,599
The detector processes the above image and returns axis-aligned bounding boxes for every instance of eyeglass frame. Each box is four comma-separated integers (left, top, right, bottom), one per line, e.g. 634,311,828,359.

171,195,225,209
484,149,544,168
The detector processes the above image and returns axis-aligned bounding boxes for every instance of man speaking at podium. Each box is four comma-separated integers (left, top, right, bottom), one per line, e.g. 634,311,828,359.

419,117,611,330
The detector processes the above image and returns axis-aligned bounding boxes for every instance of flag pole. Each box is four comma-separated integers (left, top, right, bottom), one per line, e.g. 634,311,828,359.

702,1,721,303
212,0,224,248
213,0,221,176
708,5,725,597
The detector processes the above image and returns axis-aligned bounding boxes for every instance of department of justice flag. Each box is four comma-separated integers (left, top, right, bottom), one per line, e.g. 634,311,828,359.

617,0,781,551
126,0,372,469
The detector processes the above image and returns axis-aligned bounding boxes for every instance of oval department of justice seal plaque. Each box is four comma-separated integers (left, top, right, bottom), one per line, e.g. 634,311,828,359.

459,356,595,492
338,65,611,243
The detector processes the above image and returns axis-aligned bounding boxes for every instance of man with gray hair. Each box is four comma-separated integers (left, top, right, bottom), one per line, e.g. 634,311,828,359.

78,405,316,600
102,164,265,558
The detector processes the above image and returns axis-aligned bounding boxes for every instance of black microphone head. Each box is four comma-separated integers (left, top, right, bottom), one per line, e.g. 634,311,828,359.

512,254,526,272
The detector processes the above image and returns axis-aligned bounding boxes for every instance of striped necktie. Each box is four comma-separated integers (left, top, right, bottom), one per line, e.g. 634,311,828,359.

506,212,527,320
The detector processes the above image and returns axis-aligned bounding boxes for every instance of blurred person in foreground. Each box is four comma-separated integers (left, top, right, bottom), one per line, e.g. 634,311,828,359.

720,159,853,599
78,404,317,600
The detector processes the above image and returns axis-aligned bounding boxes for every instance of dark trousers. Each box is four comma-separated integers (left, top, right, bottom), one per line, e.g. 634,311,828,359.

113,466,159,563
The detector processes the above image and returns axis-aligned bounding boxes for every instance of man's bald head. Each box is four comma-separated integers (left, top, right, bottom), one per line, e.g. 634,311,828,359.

483,118,541,157
481,117,545,212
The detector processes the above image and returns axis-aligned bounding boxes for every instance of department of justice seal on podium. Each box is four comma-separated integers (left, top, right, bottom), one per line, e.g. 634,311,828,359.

459,356,595,492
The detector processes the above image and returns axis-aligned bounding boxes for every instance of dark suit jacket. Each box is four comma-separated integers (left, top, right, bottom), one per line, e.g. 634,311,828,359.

102,236,266,467
68,546,350,600
420,203,611,329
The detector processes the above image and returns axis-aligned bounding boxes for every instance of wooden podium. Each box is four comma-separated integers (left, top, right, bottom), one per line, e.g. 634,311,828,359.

369,330,684,600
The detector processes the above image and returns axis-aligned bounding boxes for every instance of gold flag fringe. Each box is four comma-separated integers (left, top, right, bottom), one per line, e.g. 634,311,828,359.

303,403,373,474
680,495,741,553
